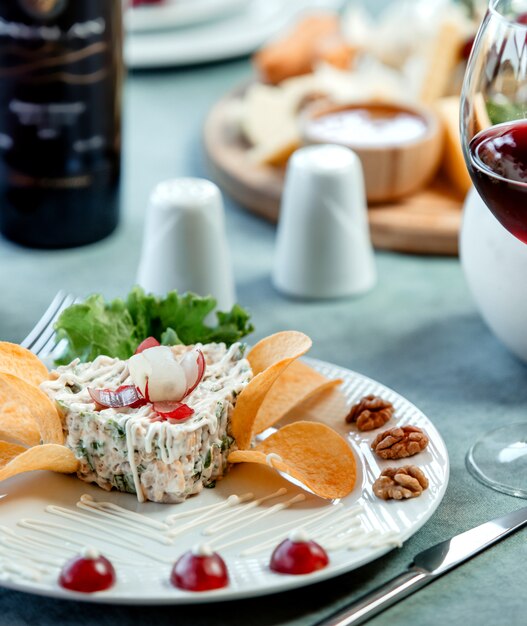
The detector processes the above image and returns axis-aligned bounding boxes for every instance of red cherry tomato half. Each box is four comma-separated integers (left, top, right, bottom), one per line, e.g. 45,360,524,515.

270,538,329,575
134,336,161,354
171,550,229,592
59,553,116,593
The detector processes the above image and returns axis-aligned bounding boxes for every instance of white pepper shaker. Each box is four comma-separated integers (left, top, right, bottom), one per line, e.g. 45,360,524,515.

136,178,236,310
273,144,377,299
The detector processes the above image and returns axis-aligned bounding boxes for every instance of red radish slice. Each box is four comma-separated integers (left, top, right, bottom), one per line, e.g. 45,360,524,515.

115,385,148,408
135,337,161,354
88,385,144,409
180,349,206,396
144,378,150,403
153,401,194,421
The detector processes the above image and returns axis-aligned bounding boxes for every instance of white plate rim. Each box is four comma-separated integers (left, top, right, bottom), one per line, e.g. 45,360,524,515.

126,0,251,33
0,357,449,605
124,0,345,69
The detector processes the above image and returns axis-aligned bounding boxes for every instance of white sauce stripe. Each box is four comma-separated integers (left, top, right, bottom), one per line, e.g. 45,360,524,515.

75,502,172,544
80,495,169,530
0,544,62,568
44,506,147,547
164,493,253,523
200,488,289,535
18,519,173,565
1,489,402,586
235,505,347,556
0,558,49,582
207,494,307,544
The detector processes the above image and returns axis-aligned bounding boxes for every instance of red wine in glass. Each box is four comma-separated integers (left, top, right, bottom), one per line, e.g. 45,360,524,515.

468,120,527,243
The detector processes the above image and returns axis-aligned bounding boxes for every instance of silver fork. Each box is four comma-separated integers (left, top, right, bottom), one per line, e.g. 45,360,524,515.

21,290,77,358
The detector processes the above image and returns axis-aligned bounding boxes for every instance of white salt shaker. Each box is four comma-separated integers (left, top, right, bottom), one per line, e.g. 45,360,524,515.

136,178,236,310
272,144,377,298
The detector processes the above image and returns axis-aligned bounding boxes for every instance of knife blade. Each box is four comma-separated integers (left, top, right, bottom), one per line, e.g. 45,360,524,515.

314,506,527,626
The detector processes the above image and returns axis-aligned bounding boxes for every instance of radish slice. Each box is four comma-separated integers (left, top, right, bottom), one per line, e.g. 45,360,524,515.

128,346,205,403
153,402,194,421
128,346,187,402
88,385,145,409
135,337,160,354
180,349,206,397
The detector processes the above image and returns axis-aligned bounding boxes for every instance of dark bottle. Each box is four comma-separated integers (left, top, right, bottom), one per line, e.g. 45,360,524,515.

0,0,123,248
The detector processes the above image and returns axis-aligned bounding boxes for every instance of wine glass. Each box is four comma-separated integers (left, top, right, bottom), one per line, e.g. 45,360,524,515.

461,0,527,498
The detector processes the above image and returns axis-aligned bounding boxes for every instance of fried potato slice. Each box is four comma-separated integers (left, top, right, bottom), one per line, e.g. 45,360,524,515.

0,442,78,482
231,332,312,450
253,360,341,435
0,373,63,444
229,421,356,499
0,342,49,386
0,402,41,447
247,331,312,375
0,440,27,466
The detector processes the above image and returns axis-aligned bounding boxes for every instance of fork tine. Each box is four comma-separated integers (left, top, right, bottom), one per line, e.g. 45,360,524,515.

20,291,69,350
30,293,76,357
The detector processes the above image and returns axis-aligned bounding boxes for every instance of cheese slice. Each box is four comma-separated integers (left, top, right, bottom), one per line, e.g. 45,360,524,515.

241,83,302,166
435,96,471,197
241,83,299,147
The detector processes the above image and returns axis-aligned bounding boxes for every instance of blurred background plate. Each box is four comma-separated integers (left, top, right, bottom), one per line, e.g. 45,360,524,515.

126,0,251,33
125,0,345,69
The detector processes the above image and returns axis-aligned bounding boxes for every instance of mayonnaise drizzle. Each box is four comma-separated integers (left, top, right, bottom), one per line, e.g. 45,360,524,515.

126,417,144,502
266,453,283,467
0,490,402,586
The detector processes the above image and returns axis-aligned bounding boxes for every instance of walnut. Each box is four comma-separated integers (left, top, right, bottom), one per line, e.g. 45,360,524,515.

373,465,429,500
371,426,429,460
345,395,394,431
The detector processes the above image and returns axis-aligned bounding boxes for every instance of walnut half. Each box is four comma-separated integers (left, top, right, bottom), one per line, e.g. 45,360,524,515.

373,465,429,500
345,394,394,431
371,426,429,460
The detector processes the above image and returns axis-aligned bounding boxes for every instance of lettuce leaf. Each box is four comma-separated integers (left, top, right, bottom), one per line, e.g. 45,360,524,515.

54,287,253,365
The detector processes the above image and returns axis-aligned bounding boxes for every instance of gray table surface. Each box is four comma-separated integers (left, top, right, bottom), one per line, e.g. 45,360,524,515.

1,58,526,626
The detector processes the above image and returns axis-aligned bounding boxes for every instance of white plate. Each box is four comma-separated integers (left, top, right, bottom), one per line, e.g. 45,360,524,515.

0,357,448,604
125,0,345,69
126,0,250,33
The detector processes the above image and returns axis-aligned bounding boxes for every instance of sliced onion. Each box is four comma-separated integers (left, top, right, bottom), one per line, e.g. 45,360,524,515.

88,385,145,409
135,336,161,354
153,401,194,421
180,349,206,397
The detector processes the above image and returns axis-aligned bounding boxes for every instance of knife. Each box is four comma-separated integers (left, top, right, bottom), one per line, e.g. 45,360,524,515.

314,506,527,626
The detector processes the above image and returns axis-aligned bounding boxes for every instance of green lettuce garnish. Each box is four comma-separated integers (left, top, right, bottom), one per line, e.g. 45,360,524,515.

54,287,254,365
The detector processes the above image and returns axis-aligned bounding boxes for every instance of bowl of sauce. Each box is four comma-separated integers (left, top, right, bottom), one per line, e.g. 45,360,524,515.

301,101,443,203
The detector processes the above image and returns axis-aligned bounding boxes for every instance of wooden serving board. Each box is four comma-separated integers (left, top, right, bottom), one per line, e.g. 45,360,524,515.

203,88,464,255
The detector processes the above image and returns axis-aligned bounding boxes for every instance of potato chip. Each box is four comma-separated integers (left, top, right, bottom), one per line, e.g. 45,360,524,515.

0,402,41,447
0,440,27,466
0,442,78,482
253,360,342,435
229,421,356,499
231,332,312,449
0,373,63,444
0,342,49,386
247,331,312,375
